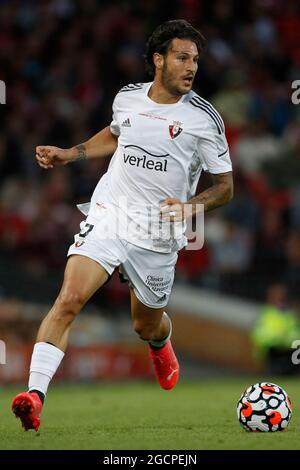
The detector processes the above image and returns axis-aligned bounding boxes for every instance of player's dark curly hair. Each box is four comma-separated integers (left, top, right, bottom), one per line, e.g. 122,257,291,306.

145,19,206,77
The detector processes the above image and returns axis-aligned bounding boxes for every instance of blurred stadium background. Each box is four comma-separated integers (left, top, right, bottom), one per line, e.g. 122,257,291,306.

1,0,300,387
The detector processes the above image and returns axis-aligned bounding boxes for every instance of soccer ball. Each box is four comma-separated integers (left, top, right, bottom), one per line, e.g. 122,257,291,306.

237,382,292,432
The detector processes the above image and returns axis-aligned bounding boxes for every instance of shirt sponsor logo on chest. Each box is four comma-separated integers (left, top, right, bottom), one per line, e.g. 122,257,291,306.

123,145,168,172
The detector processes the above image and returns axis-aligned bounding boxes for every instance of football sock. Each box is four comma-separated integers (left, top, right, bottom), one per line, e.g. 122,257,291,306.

149,312,172,349
28,342,65,397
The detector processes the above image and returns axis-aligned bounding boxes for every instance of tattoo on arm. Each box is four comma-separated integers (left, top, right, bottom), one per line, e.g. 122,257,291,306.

188,172,233,214
75,144,87,161
189,185,229,213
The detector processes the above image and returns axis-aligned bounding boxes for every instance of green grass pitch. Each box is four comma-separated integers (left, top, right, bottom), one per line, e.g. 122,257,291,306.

0,378,299,450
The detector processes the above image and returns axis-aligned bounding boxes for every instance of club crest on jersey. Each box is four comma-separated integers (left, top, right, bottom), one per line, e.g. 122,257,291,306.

169,121,183,139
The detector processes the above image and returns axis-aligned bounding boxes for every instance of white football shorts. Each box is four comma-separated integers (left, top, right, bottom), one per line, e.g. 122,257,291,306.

67,215,178,309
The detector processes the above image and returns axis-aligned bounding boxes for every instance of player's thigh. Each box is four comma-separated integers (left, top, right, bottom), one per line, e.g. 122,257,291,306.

59,254,109,305
130,287,164,328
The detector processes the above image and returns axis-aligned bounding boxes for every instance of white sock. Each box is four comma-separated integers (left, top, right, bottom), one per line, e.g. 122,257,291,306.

149,312,172,348
28,342,65,396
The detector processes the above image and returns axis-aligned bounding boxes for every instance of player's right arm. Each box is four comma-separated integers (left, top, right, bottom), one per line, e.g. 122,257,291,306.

36,126,118,169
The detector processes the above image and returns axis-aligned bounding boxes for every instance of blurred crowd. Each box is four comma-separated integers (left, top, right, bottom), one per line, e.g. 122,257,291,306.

1,0,300,311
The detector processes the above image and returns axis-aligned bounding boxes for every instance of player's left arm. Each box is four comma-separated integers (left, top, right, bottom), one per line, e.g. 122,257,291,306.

161,114,234,220
189,170,233,213
160,171,233,220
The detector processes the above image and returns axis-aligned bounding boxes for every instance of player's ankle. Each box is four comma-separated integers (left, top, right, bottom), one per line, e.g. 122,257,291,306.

29,389,45,404
148,334,171,350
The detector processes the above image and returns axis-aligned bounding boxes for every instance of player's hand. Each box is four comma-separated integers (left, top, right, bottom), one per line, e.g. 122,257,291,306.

36,145,70,169
160,197,186,221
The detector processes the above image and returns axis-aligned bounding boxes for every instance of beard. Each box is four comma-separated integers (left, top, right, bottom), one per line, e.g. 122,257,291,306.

161,64,186,97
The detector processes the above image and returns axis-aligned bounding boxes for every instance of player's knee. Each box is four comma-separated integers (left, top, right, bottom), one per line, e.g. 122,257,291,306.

55,288,84,321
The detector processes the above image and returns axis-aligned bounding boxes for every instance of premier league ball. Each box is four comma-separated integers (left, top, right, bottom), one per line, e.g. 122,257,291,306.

237,382,292,432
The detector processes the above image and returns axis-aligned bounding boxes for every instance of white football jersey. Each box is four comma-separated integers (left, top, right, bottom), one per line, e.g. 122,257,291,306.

87,82,232,253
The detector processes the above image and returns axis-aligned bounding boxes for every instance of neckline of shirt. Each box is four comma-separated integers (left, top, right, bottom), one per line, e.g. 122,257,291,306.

144,82,186,107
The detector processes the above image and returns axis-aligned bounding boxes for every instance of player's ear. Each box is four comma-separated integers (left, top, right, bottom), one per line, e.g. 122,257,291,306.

153,52,164,70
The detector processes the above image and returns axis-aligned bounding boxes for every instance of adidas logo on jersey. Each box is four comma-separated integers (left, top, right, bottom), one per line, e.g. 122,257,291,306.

122,118,131,127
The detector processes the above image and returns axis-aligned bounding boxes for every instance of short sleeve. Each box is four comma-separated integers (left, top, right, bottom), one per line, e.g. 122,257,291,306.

197,121,232,174
110,95,120,137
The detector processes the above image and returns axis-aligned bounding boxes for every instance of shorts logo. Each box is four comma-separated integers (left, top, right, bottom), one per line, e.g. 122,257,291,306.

75,240,84,247
96,202,107,209
157,294,167,303
169,121,183,139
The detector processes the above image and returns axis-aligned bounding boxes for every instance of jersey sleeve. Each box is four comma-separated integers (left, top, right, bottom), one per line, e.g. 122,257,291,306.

110,94,121,137
197,120,232,174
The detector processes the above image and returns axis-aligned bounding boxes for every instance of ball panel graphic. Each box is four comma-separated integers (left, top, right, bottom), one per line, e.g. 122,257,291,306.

237,382,292,432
